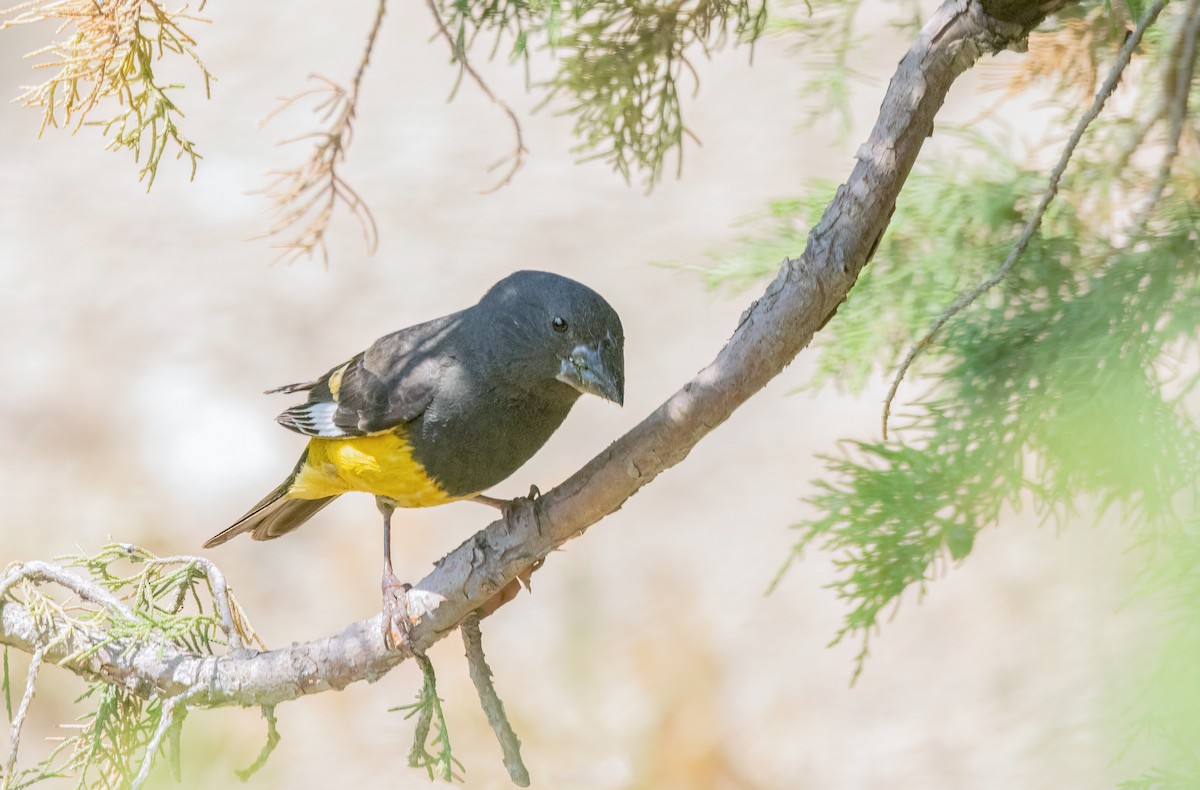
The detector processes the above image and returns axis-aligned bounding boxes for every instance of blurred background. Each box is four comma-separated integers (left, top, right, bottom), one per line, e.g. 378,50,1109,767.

1,2,1148,787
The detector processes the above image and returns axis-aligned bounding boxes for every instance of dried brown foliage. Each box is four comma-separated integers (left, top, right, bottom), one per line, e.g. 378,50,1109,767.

254,0,386,266
1002,12,1108,101
1,0,213,187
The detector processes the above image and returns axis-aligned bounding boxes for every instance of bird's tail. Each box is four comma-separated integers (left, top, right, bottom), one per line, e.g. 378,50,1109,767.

203,451,336,548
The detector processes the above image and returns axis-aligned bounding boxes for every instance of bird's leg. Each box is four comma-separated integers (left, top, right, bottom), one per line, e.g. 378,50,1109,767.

471,485,542,535
377,497,417,653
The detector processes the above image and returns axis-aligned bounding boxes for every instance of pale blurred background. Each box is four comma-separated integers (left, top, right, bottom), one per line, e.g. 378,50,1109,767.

1,2,1145,788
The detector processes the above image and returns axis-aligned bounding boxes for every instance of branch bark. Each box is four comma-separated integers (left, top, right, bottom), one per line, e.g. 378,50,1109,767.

0,0,1070,709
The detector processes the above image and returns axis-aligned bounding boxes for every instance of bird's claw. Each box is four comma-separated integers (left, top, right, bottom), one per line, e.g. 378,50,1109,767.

381,574,419,654
503,486,542,536
473,486,543,535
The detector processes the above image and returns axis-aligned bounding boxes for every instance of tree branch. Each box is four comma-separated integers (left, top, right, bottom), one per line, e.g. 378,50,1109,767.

0,0,1064,711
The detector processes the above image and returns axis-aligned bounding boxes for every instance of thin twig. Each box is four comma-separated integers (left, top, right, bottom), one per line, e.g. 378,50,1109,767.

1135,0,1200,227
881,0,1170,440
234,705,280,781
196,559,244,651
425,0,527,193
461,613,529,787
256,0,387,264
143,555,246,651
1111,100,1166,177
350,1,388,101
4,647,44,785
129,695,182,790
0,561,134,620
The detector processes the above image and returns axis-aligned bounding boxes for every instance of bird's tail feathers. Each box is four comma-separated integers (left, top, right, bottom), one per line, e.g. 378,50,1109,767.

203,452,336,548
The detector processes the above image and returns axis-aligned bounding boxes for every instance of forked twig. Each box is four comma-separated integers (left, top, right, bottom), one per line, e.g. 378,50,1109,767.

425,0,527,193
881,0,1170,440
135,552,256,651
255,0,388,264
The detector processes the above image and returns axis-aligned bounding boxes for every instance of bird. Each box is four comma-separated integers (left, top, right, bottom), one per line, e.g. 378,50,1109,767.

203,270,625,650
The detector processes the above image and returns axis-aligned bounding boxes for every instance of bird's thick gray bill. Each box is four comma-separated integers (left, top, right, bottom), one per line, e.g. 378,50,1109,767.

557,344,623,405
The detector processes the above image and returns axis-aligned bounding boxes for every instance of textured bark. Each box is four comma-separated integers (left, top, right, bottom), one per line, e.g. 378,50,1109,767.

0,0,1070,709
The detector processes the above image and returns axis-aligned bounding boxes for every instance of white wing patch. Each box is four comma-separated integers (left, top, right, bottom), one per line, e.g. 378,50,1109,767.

276,401,348,438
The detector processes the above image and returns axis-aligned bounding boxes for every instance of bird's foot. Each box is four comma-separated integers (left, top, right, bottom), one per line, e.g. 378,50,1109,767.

474,486,542,535
381,571,420,654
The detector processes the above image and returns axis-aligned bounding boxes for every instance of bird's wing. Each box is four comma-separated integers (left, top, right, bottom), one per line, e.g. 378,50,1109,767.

273,314,459,438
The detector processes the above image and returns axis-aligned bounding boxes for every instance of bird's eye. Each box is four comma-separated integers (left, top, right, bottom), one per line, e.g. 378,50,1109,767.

552,317,569,333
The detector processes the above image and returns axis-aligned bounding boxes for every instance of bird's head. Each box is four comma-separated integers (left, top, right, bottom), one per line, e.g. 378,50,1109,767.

478,270,625,406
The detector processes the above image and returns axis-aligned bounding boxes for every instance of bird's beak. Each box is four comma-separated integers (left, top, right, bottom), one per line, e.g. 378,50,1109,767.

557,344,624,405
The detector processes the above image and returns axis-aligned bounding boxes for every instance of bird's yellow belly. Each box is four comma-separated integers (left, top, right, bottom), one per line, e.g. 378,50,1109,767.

287,432,459,507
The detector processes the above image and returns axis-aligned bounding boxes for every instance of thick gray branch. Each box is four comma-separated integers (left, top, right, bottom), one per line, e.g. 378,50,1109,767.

0,0,1064,708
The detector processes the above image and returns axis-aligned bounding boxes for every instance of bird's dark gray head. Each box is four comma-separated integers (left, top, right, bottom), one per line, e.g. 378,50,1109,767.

476,270,624,406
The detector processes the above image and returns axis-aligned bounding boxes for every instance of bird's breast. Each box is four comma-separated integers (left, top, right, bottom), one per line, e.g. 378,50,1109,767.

408,385,577,497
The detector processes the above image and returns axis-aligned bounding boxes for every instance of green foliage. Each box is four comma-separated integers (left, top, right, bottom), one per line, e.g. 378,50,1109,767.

438,0,550,67
66,544,260,656
391,655,464,782
94,15,210,189
798,202,1199,670
551,0,767,184
702,159,1079,391
702,0,1200,780
437,0,767,186
774,0,876,138
1115,512,1200,789
717,163,1200,679
2,0,771,193
690,188,837,292
773,0,1153,139
1,544,262,788
37,684,182,790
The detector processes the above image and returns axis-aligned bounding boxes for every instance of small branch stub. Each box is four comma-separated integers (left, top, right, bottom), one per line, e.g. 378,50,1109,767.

462,613,530,786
